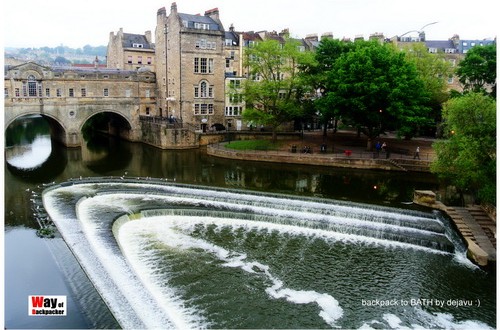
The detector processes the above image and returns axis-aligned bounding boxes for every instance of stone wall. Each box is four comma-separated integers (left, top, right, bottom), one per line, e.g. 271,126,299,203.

140,121,199,149
207,144,401,170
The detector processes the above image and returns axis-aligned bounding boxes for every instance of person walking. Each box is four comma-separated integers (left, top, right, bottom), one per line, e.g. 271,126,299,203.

414,146,420,159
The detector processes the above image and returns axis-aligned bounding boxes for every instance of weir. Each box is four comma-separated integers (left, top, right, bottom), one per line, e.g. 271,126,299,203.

40,178,486,329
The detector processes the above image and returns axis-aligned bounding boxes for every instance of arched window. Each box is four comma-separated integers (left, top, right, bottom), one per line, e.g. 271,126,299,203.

27,75,38,97
200,81,207,97
194,80,213,98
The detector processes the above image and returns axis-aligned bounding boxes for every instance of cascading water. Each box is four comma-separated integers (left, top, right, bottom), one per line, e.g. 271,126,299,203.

41,177,492,329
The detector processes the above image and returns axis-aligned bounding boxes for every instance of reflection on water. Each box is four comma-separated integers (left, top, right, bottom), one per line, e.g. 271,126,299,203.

6,136,52,169
5,115,52,169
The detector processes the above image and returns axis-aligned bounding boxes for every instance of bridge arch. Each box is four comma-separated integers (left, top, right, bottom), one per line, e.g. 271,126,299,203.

80,110,135,142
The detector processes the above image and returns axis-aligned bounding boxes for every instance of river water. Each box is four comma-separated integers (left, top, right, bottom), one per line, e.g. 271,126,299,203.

4,116,496,329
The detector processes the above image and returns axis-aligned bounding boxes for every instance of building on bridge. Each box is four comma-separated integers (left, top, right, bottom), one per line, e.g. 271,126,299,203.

4,61,156,147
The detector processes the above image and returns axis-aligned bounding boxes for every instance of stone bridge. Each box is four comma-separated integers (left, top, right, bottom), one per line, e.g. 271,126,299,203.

4,62,156,147
5,96,142,147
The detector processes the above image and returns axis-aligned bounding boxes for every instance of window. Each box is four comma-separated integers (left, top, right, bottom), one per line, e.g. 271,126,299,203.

56,89,62,97
146,107,150,115
103,88,109,97
145,89,150,97
225,39,232,46
194,104,214,115
200,58,207,73
132,43,144,48
194,22,210,30
447,75,454,84
125,89,131,97
28,75,38,97
195,39,216,50
147,57,152,65
69,88,75,97
194,58,199,73
229,80,241,89
81,88,86,97
15,88,20,97
225,106,241,116
194,57,214,74
45,88,50,97
229,94,243,103
128,56,133,64
194,81,213,98
226,59,230,68
138,56,143,64
5,88,8,97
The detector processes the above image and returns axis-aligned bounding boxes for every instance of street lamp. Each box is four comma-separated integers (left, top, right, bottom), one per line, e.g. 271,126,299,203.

393,21,438,41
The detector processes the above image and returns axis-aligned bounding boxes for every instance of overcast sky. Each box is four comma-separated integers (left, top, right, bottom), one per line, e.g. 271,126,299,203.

3,0,498,48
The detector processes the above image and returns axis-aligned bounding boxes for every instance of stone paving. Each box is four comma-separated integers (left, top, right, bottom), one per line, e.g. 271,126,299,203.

445,206,496,266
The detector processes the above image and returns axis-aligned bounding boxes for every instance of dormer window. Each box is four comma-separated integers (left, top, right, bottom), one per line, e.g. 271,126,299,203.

194,22,210,30
132,43,144,48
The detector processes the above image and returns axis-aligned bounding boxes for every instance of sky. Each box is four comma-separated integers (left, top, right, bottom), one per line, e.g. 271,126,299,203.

2,0,498,49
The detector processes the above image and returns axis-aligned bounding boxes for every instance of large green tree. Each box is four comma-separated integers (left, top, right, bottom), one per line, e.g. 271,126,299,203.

456,44,496,98
312,38,354,135
242,37,316,141
322,40,431,148
402,43,453,135
431,92,496,204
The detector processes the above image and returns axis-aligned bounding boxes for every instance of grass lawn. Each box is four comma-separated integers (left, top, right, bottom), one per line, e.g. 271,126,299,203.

224,139,286,151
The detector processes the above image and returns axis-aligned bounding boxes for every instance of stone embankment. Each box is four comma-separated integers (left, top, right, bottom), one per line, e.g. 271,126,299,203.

207,143,433,172
414,190,496,267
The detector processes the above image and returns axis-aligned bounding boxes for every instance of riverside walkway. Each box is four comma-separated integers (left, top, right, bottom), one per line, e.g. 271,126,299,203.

208,131,435,172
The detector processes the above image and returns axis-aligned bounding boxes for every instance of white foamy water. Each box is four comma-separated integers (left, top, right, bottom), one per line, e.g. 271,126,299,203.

42,180,490,329
360,311,494,330
117,216,344,327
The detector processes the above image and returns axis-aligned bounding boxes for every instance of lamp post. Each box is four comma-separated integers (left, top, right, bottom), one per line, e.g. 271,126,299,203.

393,21,438,41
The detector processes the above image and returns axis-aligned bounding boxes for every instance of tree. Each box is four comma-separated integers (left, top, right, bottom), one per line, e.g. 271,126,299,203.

323,40,431,149
311,38,354,135
456,44,496,98
431,92,496,205
242,37,316,142
402,43,454,135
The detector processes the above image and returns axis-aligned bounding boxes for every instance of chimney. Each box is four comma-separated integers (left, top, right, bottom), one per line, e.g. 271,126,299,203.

157,6,166,16
204,7,219,21
94,56,99,69
145,30,152,44
170,2,177,14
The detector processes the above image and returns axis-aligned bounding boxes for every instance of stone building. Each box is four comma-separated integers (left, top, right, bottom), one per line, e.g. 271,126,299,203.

107,28,155,72
155,3,226,132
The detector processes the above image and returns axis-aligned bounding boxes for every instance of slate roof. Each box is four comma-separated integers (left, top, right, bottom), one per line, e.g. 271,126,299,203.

122,33,154,50
225,31,239,46
178,13,221,31
425,40,456,50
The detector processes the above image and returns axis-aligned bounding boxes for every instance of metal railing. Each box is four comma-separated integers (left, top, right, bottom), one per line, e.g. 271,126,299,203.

211,142,435,161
